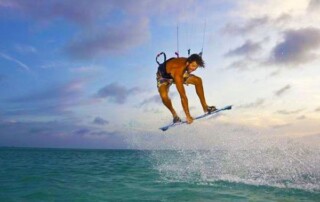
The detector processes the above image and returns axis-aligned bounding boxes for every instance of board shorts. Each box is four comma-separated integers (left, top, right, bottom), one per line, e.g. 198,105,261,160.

156,71,195,89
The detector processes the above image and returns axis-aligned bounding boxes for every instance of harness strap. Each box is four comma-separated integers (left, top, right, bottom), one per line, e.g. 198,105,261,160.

156,52,166,65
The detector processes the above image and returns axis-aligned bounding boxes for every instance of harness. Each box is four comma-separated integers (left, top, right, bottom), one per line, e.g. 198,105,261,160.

156,52,174,79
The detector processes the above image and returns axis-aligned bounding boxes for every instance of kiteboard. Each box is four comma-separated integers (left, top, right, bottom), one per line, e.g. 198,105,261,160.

159,105,232,131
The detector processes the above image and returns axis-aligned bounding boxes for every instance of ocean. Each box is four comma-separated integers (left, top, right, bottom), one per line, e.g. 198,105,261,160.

0,147,319,201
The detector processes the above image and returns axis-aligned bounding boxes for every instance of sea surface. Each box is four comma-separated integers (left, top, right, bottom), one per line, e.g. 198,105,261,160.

0,147,319,201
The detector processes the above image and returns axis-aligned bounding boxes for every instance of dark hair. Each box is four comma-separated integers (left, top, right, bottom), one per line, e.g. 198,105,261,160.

186,54,205,68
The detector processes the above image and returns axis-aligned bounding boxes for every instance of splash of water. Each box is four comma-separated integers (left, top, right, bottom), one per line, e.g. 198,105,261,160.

125,123,320,192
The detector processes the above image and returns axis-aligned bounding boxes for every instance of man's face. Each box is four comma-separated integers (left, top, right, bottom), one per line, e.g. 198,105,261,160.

187,61,199,73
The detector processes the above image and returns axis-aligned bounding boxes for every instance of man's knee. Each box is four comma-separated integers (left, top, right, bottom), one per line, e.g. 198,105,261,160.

190,76,202,85
195,76,202,84
160,93,170,102
158,88,169,101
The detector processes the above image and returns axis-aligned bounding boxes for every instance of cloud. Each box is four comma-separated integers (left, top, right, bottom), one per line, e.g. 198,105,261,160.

268,27,320,65
315,107,320,112
89,130,117,138
224,37,270,71
142,107,163,114
73,128,90,136
272,123,291,129
0,52,30,71
0,0,198,25
269,70,281,77
296,115,306,120
221,16,269,35
3,104,71,117
0,1,18,9
274,84,291,97
221,13,295,37
14,44,37,54
233,1,309,21
4,79,89,117
238,98,265,109
277,109,304,115
226,60,252,70
308,0,320,11
72,127,117,138
1,0,203,59
0,120,126,149
69,65,102,73
93,117,109,125
0,0,114,25
139,94,163,107
225,40,262,57
96,82,140,104
138,92,178,108
274,13,293,24
66,18,150,59
9,79,86,103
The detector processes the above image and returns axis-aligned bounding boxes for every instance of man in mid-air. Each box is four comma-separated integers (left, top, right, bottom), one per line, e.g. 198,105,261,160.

156,53,216,124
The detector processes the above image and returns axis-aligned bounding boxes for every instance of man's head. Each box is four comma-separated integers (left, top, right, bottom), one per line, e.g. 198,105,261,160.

186,54,205,73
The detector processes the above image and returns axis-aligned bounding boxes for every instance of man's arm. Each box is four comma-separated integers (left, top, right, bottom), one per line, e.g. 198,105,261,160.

173,74,193,123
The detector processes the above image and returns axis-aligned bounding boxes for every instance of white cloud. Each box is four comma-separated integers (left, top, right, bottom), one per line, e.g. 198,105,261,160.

14,44,37,54
0,52,30,71
234,0,308,19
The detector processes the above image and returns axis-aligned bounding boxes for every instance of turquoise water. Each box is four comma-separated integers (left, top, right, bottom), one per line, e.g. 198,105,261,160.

0,148,319,201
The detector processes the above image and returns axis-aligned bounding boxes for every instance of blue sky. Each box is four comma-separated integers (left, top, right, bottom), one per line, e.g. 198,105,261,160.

1,0,320,149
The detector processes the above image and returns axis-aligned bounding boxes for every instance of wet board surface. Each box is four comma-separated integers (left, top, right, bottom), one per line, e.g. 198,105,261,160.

159,105,232,131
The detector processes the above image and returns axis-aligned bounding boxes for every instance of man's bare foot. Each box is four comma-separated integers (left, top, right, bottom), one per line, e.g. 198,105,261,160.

186,116,194,124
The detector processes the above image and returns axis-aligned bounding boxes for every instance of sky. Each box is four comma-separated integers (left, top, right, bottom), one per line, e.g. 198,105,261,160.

0,0,320,149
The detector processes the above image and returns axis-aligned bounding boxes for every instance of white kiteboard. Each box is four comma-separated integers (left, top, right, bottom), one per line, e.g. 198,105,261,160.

159,105,232,131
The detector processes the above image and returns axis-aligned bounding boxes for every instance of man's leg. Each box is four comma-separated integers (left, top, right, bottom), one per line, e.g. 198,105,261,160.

185,75,209,112
158,84,179,119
